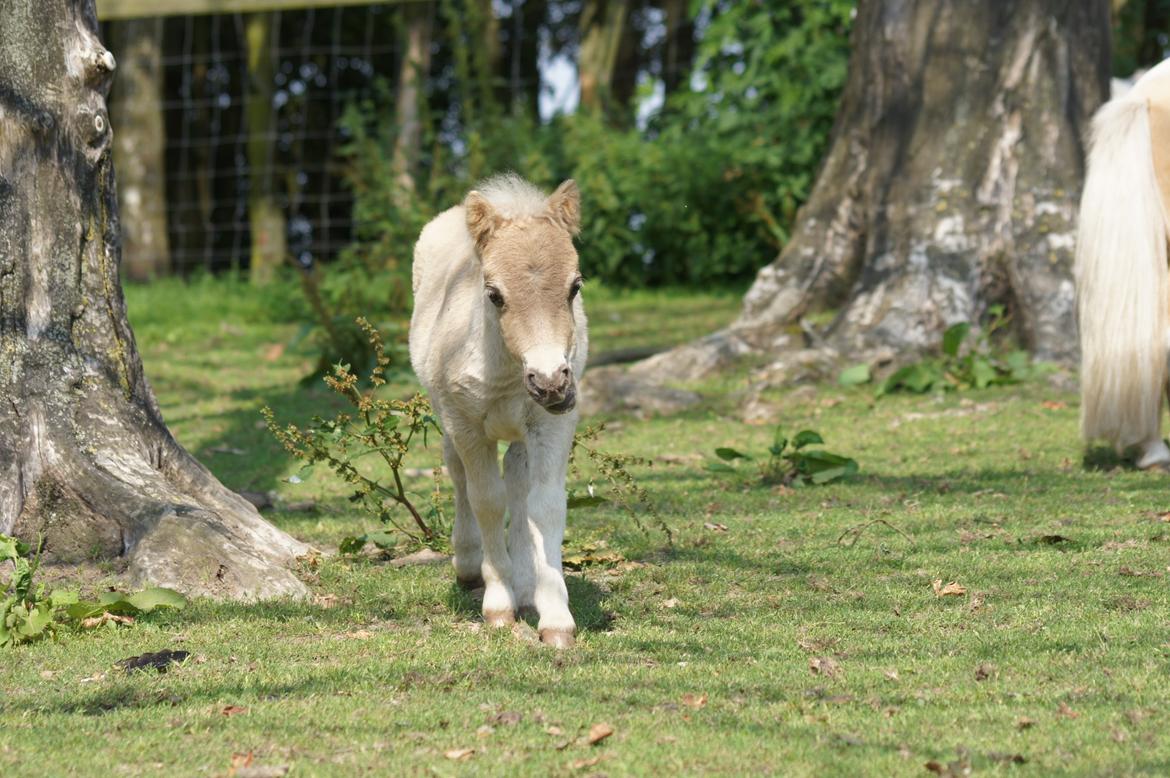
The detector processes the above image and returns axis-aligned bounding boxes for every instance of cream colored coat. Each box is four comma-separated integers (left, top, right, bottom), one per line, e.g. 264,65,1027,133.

410,175,587,647
1077,60,1170,467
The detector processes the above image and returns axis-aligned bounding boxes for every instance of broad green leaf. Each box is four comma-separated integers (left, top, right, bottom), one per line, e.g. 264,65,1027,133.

792,430,825,450
705,462,737,473
125,588,187,613
49,590,80,607
838,363,871,387
942,322,970,358
971,358,998,389
339,536,368,554
17,603,53,639
715,447,751,461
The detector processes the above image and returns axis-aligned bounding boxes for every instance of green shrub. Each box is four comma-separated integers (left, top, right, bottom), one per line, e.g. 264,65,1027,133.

335,0,855,288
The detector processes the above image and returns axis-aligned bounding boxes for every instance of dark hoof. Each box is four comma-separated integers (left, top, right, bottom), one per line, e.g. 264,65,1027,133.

539,628,575,649
484,609,515,628
457,575,485,591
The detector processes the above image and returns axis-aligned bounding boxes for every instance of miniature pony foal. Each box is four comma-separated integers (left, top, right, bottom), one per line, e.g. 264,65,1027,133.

409,175,587,648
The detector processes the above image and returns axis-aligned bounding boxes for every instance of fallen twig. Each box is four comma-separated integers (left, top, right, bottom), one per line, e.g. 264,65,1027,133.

837,519,916,548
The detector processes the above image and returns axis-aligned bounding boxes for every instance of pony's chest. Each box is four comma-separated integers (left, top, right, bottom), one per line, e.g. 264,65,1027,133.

482,394,527,442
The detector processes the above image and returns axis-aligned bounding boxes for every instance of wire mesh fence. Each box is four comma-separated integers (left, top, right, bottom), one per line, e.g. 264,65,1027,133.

98,0,697,282
102,3,411,278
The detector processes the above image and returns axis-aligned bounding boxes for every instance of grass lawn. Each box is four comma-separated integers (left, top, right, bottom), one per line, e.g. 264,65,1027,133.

2,277,1169,776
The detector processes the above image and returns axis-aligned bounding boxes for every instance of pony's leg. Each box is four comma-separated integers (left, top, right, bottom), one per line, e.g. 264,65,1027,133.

504,442,537,619
455,435,515,626
444,435,483,589
515,416,576,648
1138,439,1170,469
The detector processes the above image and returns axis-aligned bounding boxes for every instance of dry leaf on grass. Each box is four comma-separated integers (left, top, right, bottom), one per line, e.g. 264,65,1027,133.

587,722,614,745
809,656,841,677
974,662,995,682
571,756,602,770
932,579,967,597
490,710,521,726
1016,716,1037,730
444,748,475,761
233,767,289,778
80,612,135,630
662,597,680,609
1057,702,1079,719
221,705,248,717
703,522,729,532
681,693,708,709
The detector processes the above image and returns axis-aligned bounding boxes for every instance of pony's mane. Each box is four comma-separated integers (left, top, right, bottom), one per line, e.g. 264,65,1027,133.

475,173,548,219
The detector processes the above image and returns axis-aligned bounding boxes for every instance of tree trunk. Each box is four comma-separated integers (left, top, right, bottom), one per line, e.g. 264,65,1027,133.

660,0,696,97
245,12,286,286
647,0,1111,382
578,0,628,114
0,0,308,600
391,1,433,198
108,18,171,282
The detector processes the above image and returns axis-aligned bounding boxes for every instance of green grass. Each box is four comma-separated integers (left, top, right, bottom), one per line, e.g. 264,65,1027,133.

3,277,1169,776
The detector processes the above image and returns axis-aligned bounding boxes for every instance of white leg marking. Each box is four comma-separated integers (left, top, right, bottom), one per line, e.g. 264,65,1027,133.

455,436,515,625
504,443,536,613
1138,438,1170,469
444,436,483,584
521,418,576,637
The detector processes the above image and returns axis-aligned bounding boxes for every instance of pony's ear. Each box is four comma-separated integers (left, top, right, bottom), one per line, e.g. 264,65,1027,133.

465,191,500,251
546,179,580,236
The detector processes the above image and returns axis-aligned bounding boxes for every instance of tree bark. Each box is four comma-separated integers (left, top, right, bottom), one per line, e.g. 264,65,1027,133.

108,18,171,282
578,0,628,114
245,12,286,286
391,1,433,198
0,0,308,600
660,0,696,97
650,0,1111,381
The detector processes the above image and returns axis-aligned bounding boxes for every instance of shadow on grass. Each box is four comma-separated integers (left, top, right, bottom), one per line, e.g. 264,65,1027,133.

1082,444,1142,472
444,574,614,634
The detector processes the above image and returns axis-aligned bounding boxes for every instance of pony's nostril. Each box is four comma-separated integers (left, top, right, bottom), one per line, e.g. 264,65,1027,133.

559,365,570,379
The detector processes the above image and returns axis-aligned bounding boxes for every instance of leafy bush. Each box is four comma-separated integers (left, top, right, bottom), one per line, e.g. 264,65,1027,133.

857,307,1041,398
1,534,186,648
334,0,855,288
709,428,858,487
264,318,448,550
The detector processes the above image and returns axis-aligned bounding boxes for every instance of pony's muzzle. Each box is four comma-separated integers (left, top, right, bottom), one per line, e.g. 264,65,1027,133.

525,364,575,413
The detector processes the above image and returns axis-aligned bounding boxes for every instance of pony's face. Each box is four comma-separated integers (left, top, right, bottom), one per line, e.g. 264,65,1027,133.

465,180,582,414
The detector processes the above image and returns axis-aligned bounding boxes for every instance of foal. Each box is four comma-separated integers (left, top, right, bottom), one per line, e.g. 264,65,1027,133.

409,175,587,648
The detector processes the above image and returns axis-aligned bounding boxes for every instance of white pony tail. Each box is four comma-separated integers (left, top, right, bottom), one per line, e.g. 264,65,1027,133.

1077,95,1169,452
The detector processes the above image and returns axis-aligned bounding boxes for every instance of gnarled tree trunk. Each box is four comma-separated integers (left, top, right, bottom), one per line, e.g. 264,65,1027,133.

0,0,308,600
645,0,1111,383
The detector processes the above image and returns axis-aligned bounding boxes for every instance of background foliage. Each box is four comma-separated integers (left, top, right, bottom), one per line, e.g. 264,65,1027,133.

340,0,855,291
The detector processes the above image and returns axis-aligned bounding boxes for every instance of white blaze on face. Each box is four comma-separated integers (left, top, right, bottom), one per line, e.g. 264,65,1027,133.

524,343,571,387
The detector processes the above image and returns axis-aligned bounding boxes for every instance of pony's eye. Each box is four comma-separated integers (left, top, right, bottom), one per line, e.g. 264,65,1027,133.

486,286,505,308
568,278,583,302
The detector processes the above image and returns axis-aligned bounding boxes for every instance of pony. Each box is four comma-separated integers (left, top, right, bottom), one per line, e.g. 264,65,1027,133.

1077,59,1170,469
409,174,587,648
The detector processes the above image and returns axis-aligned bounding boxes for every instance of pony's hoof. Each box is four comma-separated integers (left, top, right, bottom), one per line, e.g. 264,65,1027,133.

483,609,515,628
517,605,538,622
539,628,575,649
456,575,485,591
